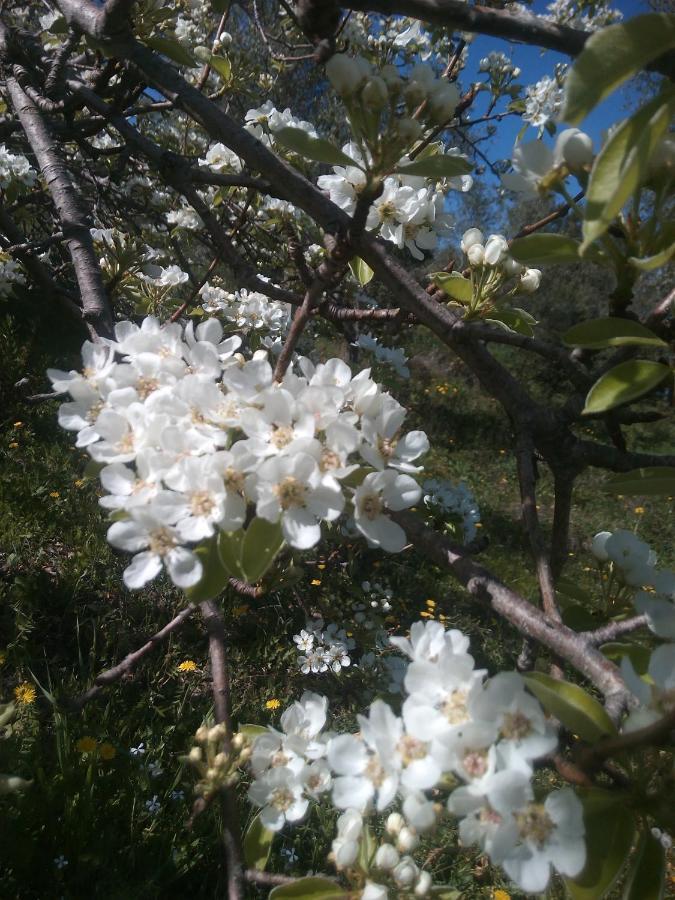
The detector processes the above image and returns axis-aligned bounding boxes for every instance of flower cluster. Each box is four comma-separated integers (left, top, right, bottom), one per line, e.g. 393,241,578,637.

245,101,317,148
422,477,481,543
318,142,466,260
0,144,36,190
354,332,410,378
502,128,593,197
199,284,291,340
246,619,585,895
522,73,565,132
543,0,622,29
0,256,26,296
48,315,428,590
293,619,355,675
461,227,542,295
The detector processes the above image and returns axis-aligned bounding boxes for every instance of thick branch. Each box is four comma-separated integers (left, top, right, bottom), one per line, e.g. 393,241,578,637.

342,0,675,78
394,510,631,720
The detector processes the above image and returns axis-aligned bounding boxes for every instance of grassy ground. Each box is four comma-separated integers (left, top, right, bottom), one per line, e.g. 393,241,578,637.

1,303,673,898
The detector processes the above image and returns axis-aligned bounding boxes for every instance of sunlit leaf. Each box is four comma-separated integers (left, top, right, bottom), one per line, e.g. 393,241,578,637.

274,128,358,167
432,272,473,304
145,36,198,68
563,317,666,350
562,13,675,124
602,467,675,496
510,233,608,266
394,154,473,178
582,360,671,415
240,518,284,584
186,536,230,602
348,257,374,285
523,672,617,742
269,876,347,899
243,812,274,872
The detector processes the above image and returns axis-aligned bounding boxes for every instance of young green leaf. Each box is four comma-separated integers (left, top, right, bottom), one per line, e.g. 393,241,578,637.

628,242,675,271
622,830,666,900
269,876,347,899
602,467,675,496
218,529,246,581
600,643,651,675
243,812,275,872
523,672,617,742
186,536,230,602
394,154,473,178
561,13,675,124
509,233,608,266
582,360,671,415
432,272,473,304
581,92,675,252
566,795,635,900
145,36,198,68
563,317,666,350
240,518,284,584
348,256,374,285
487,307,537,337
274,128,358,168
208,53,231,82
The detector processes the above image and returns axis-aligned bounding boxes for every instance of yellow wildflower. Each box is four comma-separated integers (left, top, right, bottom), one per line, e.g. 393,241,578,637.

49,491,60,499
310,579,322,586
74,479,85,488
13,421,23,428
14,682,36,705
76,736,98,754
493,891,511,900
634,506,645,515
232,604,249,617
177,659,198,673
420,611,434,619
99,743,117,761
8,442,18,449
425,599,436,608
317,563,326,570
265,698,281,710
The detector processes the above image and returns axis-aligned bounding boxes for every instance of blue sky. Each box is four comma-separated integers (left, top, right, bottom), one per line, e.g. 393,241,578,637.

462,0,651,171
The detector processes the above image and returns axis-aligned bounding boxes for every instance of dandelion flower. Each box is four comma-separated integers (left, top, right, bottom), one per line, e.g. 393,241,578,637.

14,682,36,705
265,698,281,710
99,742,116,760
177,659,198,673
49,491,60,499
76,736,98,753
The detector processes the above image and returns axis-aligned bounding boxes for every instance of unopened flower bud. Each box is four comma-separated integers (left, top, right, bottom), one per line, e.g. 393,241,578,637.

374,842,400,870
361,76,388,111
519,267,541,293
556,128,594,170
396,117,423,144
189,747,202,764
403,80,427,109
484,234,508,266
231,732,245,750
393,856,419,887
467,243,485,267
385,812,405,836
461,227,484,253
214,752,229,769
428,82,460,123
414,871,433,896
195,726,209,743
396,826,419,853
326,54,369,97
209,724,227,743
381,65,402,93
502,255,524,278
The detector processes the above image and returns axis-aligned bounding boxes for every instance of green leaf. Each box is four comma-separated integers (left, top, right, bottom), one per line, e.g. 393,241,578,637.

487,306,537,337
218,529,246,581
566,793,636,899
603,467,675,496
581,92,675,251
430,890,461,899
348,257,374,286
582,360,671,415
145,36,198,68
237,723,268,741
394,154,473,178
274,128,358,168
186,536,230,602
628,242,675,271
563,317,666,350
243,812,274,872
622,830,666,899
510,233,608,266
432,272,473,304
357,823,376,872
561,13,675,124
240,518,284,584
208,53,231,82
269,876,347,899
523,672,617,742
556,576,592,605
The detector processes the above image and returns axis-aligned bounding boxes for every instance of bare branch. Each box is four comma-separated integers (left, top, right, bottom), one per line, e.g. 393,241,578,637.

582,615,649,646
67,603,196,710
